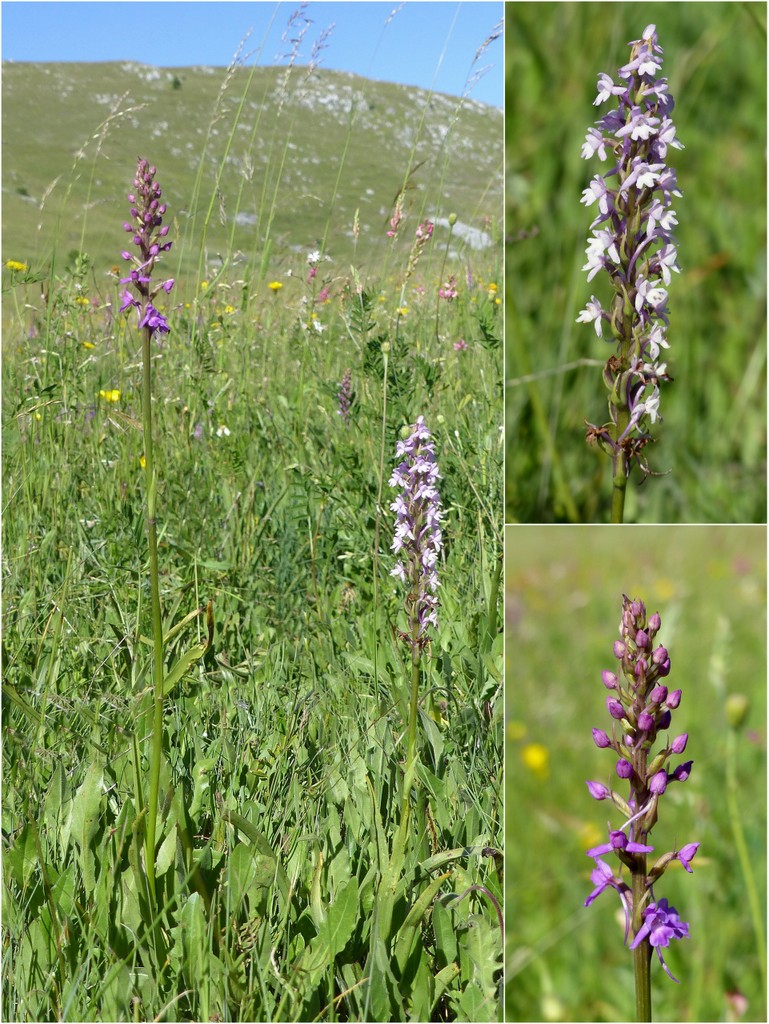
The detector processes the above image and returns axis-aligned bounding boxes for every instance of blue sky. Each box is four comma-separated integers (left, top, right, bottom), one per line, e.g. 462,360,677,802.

2,2,503,107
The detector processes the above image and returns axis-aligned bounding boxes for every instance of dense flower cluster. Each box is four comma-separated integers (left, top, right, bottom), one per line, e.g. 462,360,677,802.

438,276,459,302
119,158,174,336
577,25,682,467
390,417,444,647
584,595,698,983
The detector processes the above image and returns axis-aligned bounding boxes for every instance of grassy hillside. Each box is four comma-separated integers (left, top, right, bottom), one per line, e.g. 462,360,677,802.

2,60,502,289
2,43,503,1022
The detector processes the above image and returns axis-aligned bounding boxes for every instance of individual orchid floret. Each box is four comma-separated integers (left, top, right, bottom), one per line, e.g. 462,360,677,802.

675,842,701,873
584,858,633,942
577,296,606,336
389,416,444,648
586,828,654,859
629,898,690,982
577,27,683,519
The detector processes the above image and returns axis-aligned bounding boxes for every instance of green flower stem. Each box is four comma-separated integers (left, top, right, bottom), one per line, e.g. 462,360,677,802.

630,740,651,1021
141,321,165,903
633,864,652,1023
608,290,633,523
401,636,422,829
611,403,629,524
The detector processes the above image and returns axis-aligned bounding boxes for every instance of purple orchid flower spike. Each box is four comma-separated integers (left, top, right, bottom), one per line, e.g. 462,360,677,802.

584,594,698,1016
119,158,174,337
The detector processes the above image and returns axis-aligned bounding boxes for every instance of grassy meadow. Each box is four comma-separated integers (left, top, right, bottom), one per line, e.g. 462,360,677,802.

1,17,504,1022
505,526,766,1021
505,2,767,523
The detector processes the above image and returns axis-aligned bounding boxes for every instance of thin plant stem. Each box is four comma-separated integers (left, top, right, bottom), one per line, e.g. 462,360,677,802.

633,861,652,1022
611,415,629,523
401,645,421,827
610,283,633,523
141,320,165,904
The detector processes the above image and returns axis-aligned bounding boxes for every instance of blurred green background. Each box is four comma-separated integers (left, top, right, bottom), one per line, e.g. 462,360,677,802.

505,525,766,1021
505,2,766,522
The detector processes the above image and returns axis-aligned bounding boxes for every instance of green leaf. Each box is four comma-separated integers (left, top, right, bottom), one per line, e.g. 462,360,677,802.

457,914,501,1020
221,808,290,907
49,861,76,918
156,823,177,877
364,935,398,1021
163,639,208,698
418,707,445,763
180,891,208,977
432,963,461,1015
432,899,458,967
43,762,74,860
405,946,433,1023
70,761,104,847
456,979,493,1023
394,871,451,976
226,841,276,916
317,875,359,958
5,822,38,890
70,759,104,894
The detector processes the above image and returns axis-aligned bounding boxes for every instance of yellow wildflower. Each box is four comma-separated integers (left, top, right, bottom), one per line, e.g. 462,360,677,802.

99,389,121,403
82,341,95,350
75,296,90,306
139,454,146,469
224,304,235,315
268,281,283,292
487,282,498,293
5,259,28,272
521,742,550,780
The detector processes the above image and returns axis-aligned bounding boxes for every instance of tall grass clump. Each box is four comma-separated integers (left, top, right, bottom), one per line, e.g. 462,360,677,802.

2,9,503,1022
